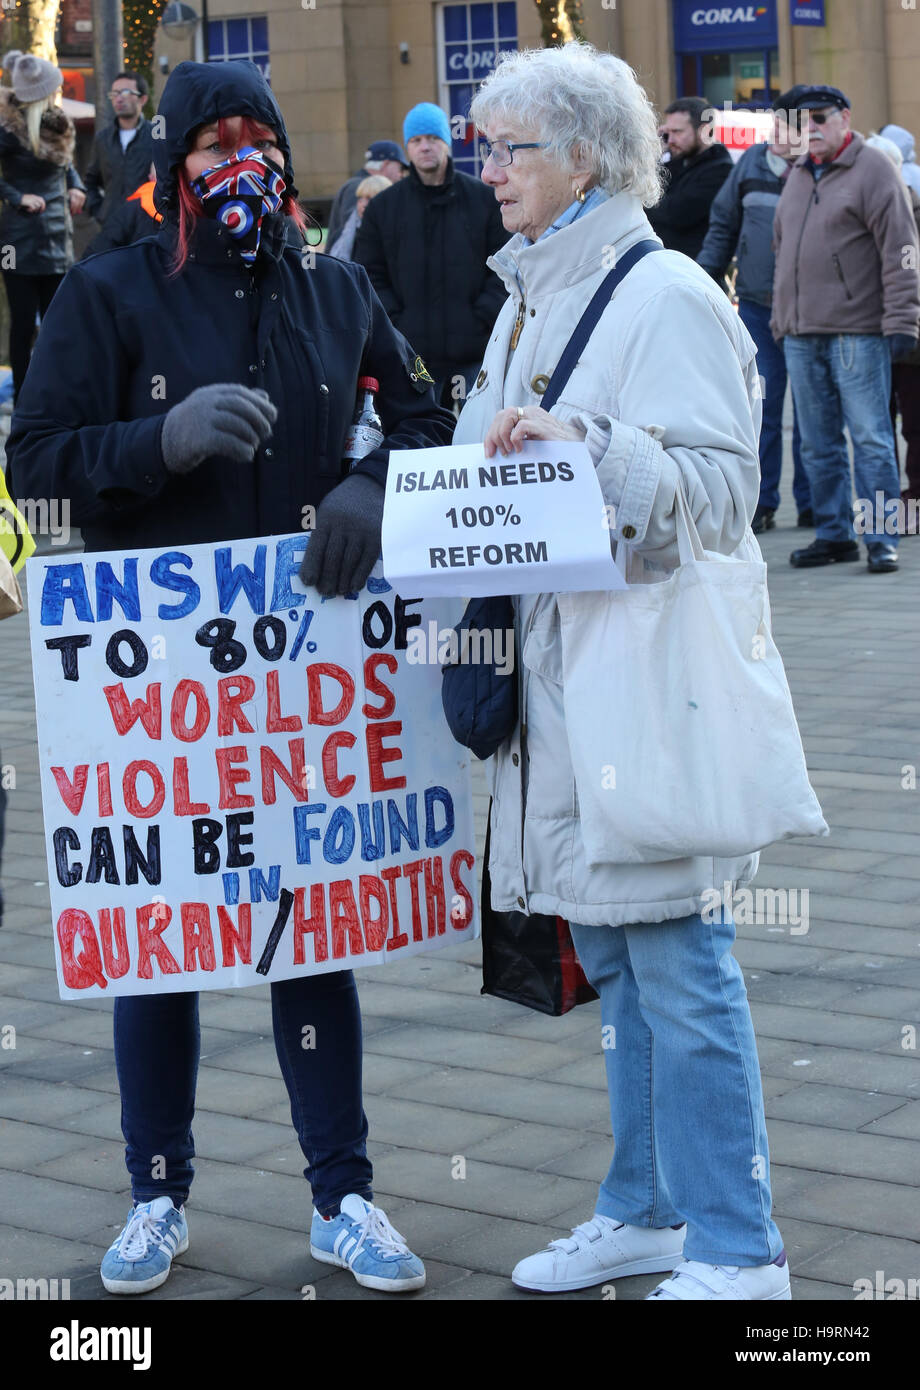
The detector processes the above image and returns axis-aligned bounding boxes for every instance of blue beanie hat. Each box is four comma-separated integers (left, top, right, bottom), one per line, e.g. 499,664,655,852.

403,102,452,149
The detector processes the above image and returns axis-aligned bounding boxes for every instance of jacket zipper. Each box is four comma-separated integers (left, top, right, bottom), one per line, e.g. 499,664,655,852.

793,183,819,333
831,253,853,300
509,298,526,351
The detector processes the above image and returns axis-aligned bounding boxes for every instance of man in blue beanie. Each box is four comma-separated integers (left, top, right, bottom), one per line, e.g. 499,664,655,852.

355,101,508,406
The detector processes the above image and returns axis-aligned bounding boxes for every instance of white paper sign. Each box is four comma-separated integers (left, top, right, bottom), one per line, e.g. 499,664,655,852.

382,441,627,596
26,537,478,1000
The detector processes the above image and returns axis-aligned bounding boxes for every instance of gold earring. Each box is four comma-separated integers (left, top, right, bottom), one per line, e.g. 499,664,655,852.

574,185,586,203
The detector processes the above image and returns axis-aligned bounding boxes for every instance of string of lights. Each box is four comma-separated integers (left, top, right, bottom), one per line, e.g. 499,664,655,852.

534,0,585,47
122,0,168,99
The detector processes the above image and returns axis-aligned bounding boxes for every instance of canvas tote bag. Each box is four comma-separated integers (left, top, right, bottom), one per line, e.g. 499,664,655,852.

561,483,828,866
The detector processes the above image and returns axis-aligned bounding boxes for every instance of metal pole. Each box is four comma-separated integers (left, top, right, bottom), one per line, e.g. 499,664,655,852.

91,0,124,140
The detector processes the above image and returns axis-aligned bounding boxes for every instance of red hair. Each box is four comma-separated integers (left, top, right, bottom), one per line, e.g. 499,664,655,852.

170,115,307,274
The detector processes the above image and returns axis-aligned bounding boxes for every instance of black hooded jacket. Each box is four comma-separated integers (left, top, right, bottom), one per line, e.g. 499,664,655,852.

354,160,508,380
647,142,734,260
6,61,454,554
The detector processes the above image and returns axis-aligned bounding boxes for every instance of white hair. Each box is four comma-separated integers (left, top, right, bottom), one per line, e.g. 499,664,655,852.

865,133,903,169
469,42,664,207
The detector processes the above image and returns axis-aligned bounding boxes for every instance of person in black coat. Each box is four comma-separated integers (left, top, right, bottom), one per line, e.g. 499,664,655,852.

325,139,407,251
83,71,155,230
354,102,508,404
6,58,454,1298
0,55,85,400
648,97,734,260
80,166,162,258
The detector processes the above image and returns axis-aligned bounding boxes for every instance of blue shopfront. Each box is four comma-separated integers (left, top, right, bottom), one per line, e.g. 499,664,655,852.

437,1,518,178
674,1,780,107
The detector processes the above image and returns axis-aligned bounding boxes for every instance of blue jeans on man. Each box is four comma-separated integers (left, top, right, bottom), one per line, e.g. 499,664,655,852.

738,300,810,515
783,333,899,548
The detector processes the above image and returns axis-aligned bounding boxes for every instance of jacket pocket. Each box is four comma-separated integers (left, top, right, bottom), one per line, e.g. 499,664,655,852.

292,328,335,473
832,253,854,301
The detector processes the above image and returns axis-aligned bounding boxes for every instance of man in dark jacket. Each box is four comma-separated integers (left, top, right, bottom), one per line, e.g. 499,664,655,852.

354,102,508,405
772,85,920,573
325,139,407,251
84,71,155,229
81,163,161,257
698,95,812,533
649,97,733,259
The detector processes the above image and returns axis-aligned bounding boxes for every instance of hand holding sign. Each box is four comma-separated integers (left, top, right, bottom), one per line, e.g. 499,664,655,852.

382,441,627,598
483,405,586,459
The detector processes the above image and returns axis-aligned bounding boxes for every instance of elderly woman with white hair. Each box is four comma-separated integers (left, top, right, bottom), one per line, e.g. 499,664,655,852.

454,43,791,1301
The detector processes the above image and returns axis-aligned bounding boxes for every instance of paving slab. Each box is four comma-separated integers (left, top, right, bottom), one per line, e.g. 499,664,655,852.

2,472,920,1301
777,1175,920,1241
766,1083,909,1130
369,1145,596,1222
861,1102,920,1142
795,1231,920,1290
763,1119,920,1184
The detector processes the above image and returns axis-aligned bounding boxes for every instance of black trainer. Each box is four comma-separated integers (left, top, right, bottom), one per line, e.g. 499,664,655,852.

866,542,898,573
751,505,776,535
790,538,860,567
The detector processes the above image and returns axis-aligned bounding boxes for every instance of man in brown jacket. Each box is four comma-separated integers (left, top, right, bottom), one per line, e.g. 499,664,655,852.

771,85,920,573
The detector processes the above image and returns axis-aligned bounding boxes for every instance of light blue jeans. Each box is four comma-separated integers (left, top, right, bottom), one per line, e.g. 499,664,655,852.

569,912,784,1267
782,333,898,546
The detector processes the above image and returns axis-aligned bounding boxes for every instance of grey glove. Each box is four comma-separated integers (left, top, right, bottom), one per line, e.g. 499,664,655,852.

161,384,278,474
300,472,385,597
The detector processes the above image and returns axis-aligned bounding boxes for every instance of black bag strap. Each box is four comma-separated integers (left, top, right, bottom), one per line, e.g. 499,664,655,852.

540,239,662,414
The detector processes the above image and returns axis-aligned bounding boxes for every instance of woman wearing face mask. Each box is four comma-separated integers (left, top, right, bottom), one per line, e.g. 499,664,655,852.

6,59,454,1297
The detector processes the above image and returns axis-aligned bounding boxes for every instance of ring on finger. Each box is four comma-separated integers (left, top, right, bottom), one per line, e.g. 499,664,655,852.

516,406,525,421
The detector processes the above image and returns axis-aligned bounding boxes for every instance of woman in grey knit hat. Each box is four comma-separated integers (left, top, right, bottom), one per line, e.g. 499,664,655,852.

0,54,85,400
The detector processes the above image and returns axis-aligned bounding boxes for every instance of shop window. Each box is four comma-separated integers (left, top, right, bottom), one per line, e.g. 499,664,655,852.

437,2,518,178
207,16,270,78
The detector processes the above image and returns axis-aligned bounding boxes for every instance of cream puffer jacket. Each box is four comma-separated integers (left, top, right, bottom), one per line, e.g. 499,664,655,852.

453,190,766,926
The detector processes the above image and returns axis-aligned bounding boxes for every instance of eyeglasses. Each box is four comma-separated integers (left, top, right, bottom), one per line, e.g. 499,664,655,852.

480,139,547,167
109,88,142,99
806,110,837,125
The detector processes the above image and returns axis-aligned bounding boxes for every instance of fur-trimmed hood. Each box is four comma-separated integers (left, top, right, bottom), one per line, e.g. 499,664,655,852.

0,87,74,165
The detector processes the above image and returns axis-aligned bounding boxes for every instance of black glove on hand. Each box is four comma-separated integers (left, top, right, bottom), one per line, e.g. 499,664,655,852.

300,472,386,597
887,334,918,364
161,384,278,474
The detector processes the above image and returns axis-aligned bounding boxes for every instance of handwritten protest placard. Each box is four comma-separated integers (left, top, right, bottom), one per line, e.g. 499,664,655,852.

26,538,477,1000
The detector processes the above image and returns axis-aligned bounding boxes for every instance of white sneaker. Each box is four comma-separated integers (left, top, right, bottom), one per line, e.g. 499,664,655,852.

512,1215,686,1292
647,1252,791,1300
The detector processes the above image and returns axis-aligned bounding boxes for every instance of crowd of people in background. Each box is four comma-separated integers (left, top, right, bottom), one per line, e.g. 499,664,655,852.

0,52,918,555
321,83,920,568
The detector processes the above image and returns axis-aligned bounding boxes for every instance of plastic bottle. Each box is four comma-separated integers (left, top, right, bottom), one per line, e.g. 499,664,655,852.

343,375,384,472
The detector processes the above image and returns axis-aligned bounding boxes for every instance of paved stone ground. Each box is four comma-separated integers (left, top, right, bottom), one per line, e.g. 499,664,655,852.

2,428,919,1303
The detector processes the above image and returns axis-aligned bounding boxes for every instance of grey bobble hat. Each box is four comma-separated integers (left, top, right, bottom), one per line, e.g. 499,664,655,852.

12,54,63,104
1,50,22,87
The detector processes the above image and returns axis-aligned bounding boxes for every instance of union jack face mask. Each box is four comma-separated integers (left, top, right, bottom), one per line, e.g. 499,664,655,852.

190,146,286,264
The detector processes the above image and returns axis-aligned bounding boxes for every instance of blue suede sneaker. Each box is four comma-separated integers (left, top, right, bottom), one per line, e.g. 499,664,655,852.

100,1196,188,1294
310,1193,426,1291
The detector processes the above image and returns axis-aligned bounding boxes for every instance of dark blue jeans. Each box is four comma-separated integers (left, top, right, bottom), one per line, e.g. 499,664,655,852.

738,299,810,514
113,971,373,1216
784,333,898,546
